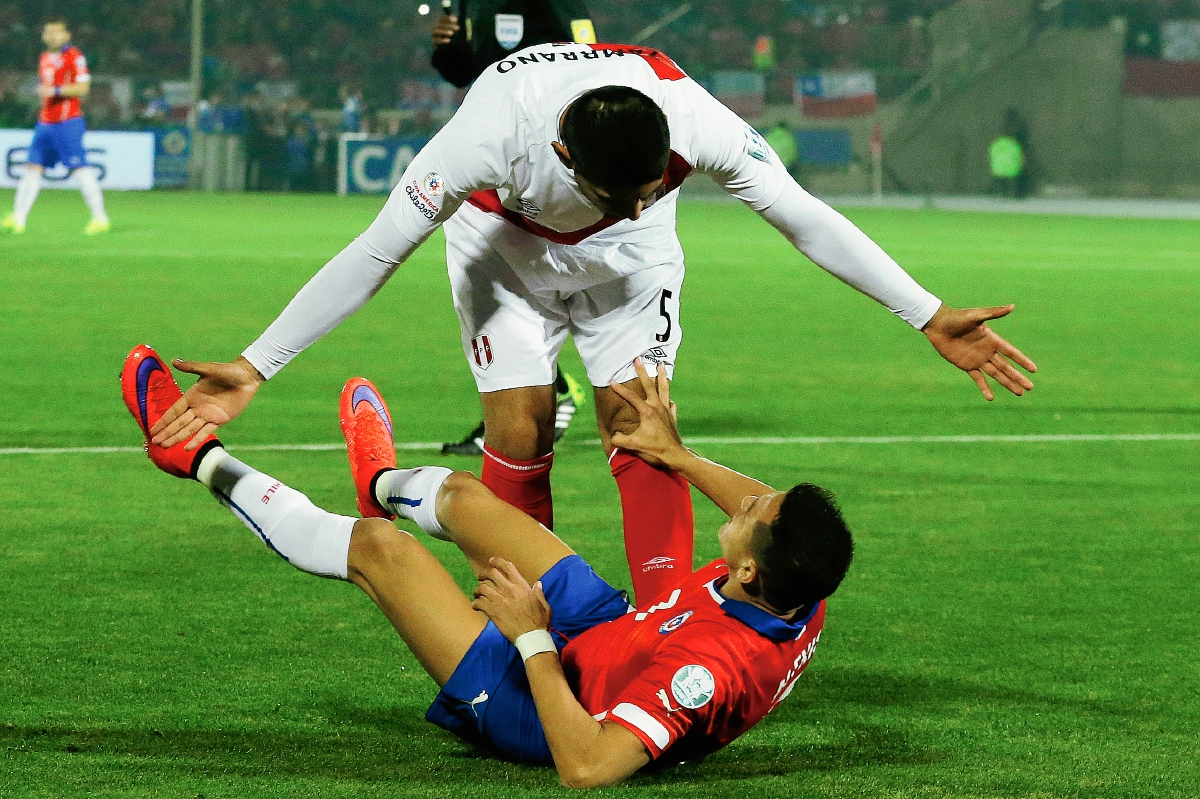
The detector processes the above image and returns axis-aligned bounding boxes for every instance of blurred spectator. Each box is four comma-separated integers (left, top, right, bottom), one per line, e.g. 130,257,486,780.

339,83,363,132
764,122,799,175
137,83,169,126
244,91,282,191
285,121,315,191
988,108,1030,198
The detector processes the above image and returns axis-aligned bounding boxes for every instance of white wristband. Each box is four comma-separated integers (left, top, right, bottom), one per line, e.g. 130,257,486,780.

514,629,557,662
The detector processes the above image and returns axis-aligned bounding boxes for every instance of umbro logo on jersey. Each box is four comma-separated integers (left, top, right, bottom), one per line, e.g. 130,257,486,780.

471,335,493,369
642,556,675,572
517,198,540,218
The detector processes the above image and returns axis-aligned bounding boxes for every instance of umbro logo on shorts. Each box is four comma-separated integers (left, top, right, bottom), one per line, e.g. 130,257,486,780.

471,335,493,369
640,347,668,366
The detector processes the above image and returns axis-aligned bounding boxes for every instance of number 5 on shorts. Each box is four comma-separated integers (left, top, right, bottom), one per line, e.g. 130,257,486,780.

656,289,673,343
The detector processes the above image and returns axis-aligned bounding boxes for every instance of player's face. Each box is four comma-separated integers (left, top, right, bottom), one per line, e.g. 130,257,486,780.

574,173,664,221
718,491,785,564
42,23,70,49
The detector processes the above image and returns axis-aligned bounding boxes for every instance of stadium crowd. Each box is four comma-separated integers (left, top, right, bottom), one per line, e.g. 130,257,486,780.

1,0,1196,192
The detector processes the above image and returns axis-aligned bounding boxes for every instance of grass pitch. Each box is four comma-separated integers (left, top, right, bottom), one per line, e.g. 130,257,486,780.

1,189,1197,798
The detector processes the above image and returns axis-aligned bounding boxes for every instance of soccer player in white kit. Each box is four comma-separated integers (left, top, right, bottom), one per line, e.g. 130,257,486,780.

151,43,1036,606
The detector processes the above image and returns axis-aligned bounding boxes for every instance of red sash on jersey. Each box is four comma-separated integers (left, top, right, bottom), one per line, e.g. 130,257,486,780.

466,151,693,245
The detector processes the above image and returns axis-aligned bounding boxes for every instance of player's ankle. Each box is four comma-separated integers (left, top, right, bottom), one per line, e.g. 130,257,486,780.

375,466,453,539
195,444,231,488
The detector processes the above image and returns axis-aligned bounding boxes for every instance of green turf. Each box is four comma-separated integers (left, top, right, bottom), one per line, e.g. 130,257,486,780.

1,189,1197,797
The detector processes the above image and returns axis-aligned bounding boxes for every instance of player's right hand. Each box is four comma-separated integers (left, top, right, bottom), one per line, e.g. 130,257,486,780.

149,356,265,451
432,15,459,46
609,359,685,468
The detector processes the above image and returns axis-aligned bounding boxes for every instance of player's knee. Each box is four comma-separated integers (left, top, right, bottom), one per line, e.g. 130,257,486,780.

484,411,555,458
348,517,419,576
435,470,488,516
604,401,642,439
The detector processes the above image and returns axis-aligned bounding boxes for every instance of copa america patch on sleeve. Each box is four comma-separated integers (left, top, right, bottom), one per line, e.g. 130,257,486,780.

405,173,444,220
744,126,769,162
670,665,715,709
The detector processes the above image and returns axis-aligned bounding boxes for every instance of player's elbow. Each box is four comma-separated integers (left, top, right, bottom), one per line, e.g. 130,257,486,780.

556,761,624,790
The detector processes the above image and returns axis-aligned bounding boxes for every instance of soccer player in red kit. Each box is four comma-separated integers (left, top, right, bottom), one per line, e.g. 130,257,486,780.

2,18,109,236
122,347,852,787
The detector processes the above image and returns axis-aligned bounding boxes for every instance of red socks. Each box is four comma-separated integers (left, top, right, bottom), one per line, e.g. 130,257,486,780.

610,449,694,608
482,445,554,529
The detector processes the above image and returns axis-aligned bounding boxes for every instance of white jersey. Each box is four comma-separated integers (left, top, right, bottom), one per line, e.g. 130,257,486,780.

242,43,941,379
388,44,784,249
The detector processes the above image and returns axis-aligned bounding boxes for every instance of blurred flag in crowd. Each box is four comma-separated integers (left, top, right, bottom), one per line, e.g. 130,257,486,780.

796,71,876,118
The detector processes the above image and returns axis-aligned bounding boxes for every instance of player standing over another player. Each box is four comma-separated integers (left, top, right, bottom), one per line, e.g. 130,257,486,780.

430,0,597,455
150,45,1036,609
123,346,852,786
2,19,109,236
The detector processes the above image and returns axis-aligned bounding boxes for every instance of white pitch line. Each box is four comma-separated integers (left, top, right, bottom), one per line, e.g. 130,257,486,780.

2,433,1198,457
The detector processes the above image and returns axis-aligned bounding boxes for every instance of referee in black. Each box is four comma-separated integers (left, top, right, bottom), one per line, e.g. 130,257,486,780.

431,0,597,88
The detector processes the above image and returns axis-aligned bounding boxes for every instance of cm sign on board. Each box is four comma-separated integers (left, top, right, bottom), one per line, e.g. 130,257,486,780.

338,134,430,195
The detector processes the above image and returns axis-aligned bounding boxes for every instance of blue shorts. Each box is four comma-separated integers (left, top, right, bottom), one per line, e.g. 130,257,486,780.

425,555,630,764
28,118,88,171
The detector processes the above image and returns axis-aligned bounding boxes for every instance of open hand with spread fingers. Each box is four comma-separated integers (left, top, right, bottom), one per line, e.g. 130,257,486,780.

149,356,266,450
608,358,686,469
472,557,553,643
921,304,1037,401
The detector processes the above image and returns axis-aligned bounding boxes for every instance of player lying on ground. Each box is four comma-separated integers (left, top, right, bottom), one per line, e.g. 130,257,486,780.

148,44,1025,609
123,346,852,787
2,18,109,236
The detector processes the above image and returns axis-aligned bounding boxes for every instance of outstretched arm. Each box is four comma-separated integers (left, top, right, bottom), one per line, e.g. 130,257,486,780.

151,212,419,449
610,360,772,518
152,88,511,448
683,83,1036,400
757,182,1036,399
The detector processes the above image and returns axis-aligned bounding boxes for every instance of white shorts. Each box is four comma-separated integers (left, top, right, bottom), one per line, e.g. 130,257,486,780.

446,201,685,391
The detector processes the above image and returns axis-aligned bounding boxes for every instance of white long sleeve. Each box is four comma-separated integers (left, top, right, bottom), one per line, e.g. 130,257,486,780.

241,210,422,379
758,181,942,329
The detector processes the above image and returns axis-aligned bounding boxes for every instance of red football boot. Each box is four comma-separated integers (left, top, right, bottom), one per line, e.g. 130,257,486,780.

339,377,397,519
121,344,221,479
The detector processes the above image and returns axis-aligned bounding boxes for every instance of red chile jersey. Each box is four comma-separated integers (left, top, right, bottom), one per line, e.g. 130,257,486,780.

38,45,90,124
560,560,827,762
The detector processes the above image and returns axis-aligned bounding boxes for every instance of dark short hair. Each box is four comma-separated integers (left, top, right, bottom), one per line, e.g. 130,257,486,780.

560,86,669,188
751,484,854,613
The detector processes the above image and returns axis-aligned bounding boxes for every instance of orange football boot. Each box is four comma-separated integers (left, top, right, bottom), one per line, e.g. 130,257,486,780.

121,344,221,479
339,377,397,519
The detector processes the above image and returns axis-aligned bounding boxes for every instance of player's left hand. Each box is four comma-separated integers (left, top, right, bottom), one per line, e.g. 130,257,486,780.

922,303,1037,401
473,557,552,642
37,85,55,99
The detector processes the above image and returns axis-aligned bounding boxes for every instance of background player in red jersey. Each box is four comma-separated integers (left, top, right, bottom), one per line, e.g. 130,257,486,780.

123,346,852,788
2,18,110,236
